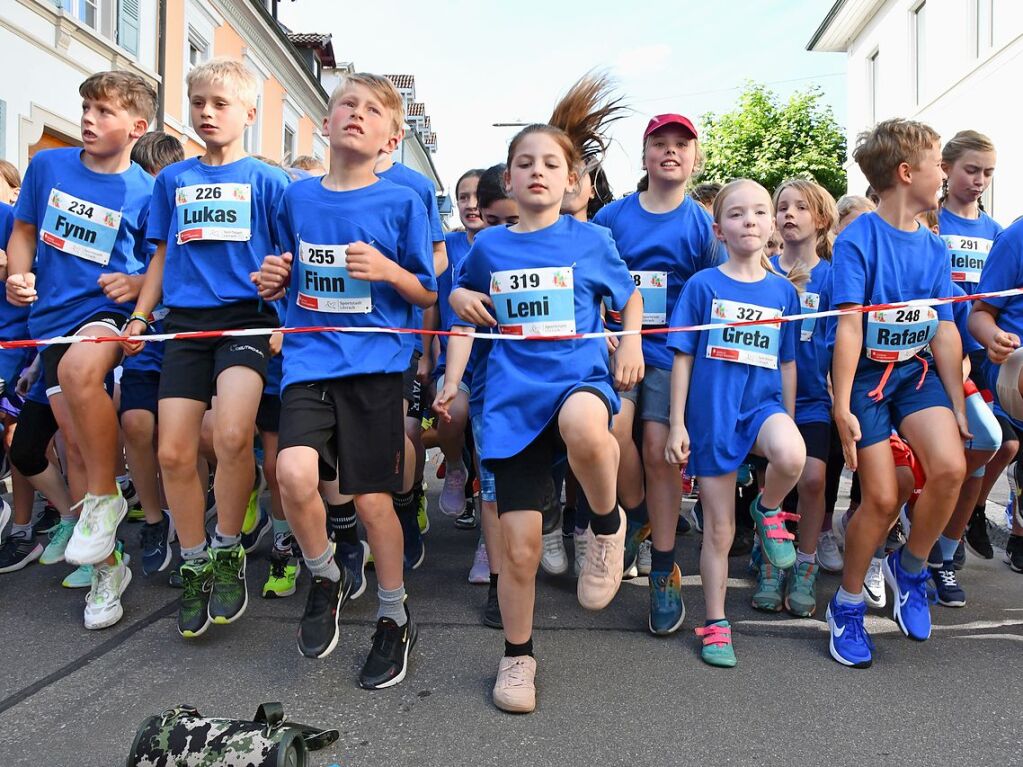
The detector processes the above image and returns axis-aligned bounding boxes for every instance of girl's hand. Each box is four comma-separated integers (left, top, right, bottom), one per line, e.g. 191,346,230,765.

256,253,292,300
664,424,690,466
613,336,644,392
450,288,496,327
954,407,973,442
834,408,861,470
6,273,36,306
988,330,1020,364
120,317,148,356
432,380,461,423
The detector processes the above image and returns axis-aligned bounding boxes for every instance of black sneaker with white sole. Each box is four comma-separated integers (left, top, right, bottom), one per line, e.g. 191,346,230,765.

0,532,43,573
964,506,994,559
298,569,353,659
454,501,478,529
359,603,417,689
1006,535,1023,573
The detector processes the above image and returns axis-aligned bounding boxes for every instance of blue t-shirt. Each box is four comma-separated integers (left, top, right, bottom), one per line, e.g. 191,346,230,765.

147,156,289,309
938,207,1002,295
435,230,472,378
0,202,30,342
447,244,495,419
275,177,435,387
592,193,723,371
771,255,832,425
667,267,800,476
950,283,982,356
976,218,1023,420
455,215,635,464
831,212,954,374
15,148,153,338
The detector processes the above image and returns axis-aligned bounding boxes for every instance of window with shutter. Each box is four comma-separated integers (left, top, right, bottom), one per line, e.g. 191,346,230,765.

118,0,140,56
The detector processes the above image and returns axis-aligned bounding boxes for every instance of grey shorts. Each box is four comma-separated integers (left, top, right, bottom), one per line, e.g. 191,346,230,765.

620,365,671,425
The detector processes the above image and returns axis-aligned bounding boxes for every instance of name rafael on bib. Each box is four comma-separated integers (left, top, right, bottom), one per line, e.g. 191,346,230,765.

874,326,932,346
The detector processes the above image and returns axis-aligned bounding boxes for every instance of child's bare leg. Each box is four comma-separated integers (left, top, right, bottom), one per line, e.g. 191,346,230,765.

697,473,737,620
210,367,262,537
158,398,208,549
497,510,542,643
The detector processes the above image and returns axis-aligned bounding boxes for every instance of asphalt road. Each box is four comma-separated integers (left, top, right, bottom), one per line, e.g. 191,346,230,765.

0,470,1020,767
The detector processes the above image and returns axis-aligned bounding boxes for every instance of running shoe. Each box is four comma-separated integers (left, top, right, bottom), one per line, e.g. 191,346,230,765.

241,464,266,534
483,582,502,629
863,556,886,608
729,526,755,558
540,529,569,575
0,498,11,540
885,519,907,552
573,530,588,577
688,500,704,533
120,478,144,522
623,520,650,576
40,519,75,565
208,544,247,624
468,538,490,585
359,603,417,689
752,561,785,612
32,503,60,537
1005,534,1023,573
952,538,966,571
648,563,685,635
0,531,42,573
826,596,873,668
493,655,537,714
178,558,213,638
455,500,478,530
338,540,370,600
439,462,468,517
65,490,128,566
785,561,818,617
816,530,844,572
62,564,94,588
883,549,932,641
931,560,966,607
403,525,425,571
298,570,352,659
577,508,625,610
696,621,737,668
140,512,175,575
676,514,691,535
84,548,132,630
637,539,652,576
750,494,798,569
240,510,271,554
964,506,994,559
417,480,430,534
262,538,299,599
832,508,852,550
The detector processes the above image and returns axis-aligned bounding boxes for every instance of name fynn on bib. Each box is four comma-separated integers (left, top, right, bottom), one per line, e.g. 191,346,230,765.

492,266,575,337
40,189,122,266
706,299,781,369
175,183,252,244
799,291,820,342
943,235,992,284
605,271,666,326
865,307,938,362
295,240,371,313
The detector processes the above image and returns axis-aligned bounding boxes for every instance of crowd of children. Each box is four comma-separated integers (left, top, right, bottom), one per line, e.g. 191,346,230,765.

0,60,1021,713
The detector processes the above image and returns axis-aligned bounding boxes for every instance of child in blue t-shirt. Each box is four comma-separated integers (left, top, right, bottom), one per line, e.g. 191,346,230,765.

827,119,968,670
435,125,642,715
127,59,288,638
665,179,806,668
6,70,158,630
257,73,436,690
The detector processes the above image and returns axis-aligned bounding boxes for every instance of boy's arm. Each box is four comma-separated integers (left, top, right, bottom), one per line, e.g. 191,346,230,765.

345,240,436,309
832,308,863,470
432,241,448,279
664,352,694,466
969,301,1019,363
781,360,796,417
432,329,473,422
5,221,38,306
613,288,644,391
128,242,166,319
932,320,971,439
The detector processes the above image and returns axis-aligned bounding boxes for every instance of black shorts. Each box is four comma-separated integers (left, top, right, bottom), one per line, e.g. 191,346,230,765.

42,309,126,394
256,392,281,433
402,351,423,420
996,414,1019,447
490,386,611,515
278,373,404,495
119,369,160,417
158,301,279,405
798,421,832,463
967,349,988,390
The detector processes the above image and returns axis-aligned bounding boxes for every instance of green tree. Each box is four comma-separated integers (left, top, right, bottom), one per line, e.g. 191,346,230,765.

700,82,847,199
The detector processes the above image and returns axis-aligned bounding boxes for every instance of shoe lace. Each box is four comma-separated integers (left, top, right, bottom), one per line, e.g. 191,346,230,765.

87,563,116,605
936,567,958,588
473,542,489,568
181,565,210,602
501,658,533,688
834,603,875,651
542,533,563,557
371,618,400,657
49,517,75,544
211,547,242,581
139,523,161,552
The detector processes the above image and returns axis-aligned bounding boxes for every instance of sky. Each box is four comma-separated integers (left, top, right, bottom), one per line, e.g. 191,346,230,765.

279,0,848,197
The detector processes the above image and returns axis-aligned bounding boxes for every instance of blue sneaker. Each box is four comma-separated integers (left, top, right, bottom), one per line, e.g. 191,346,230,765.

883,550,933,641
826,596,873,668
403,525,425,571
648,564,685,635
930,561,966,608
338,540,370,600
140,512,175,576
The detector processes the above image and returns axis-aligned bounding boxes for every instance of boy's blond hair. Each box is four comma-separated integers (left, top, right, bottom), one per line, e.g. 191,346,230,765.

853,118,940,194
327,73,405,135
80,70,158,123
291,154,326,172
186,57,260,109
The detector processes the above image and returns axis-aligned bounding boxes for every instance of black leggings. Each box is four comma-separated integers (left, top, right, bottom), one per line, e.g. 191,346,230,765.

10,399,59,477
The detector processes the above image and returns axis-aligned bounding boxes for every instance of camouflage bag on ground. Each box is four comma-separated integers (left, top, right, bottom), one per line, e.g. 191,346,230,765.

126,702,339,767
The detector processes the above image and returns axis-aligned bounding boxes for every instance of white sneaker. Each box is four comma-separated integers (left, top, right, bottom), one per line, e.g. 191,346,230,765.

816,531,844,573
0,498,11,543
84,552,132,629
468,538,491,584
540,529,569,575
65,491,128,566
832,509,851,550
863,556,886,608
573,531,588,577
637,539,652,576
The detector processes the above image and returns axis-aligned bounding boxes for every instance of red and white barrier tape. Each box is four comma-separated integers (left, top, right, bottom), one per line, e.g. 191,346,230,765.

0,286,1019,350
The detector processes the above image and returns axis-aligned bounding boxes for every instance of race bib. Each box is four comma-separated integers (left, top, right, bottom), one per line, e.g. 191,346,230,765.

943,235,992,284
865,306,937,362
40,189,122,266
603,271,667,326
492,266,575,336
799,291,820,342
706,299,781,369
175,183,252,244
295,241,371,313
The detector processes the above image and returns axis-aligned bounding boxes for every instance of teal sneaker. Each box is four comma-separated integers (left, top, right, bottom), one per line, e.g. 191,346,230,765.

696,620,737,667
752,561,786,612
750,494,798,569
208,545,247,624
62,564,94,588
784,561,819,617
40,520,75,565
623,521,650,578
648,563,685,635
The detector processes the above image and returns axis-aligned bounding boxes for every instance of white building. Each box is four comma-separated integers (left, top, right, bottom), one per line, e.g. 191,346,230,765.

809,0,1023,221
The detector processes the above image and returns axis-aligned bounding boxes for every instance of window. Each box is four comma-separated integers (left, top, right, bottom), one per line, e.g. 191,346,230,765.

974,0,994,56
282,124,297,164
912,2,926,104
74,0,100,30
188,33,209,69
867,49,880,124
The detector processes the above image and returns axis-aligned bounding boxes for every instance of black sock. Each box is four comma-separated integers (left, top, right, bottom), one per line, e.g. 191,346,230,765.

393,489,416,521
489,573,499,588
651,546,675,573
624,499,648,526
327,501,358,545
504,638,533,657
590,508,621,536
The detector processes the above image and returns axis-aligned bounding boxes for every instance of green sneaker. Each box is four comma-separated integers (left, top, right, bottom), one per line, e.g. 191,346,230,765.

209,545,247,624
241,466,266,534
62,564,94,588
696,620,736,667
178,558,213,638
126,505,145,522
750,493,798,569
40,520,76,565
262,549,299,599
784,561,818,617
417,480,430,535
752,561,786,612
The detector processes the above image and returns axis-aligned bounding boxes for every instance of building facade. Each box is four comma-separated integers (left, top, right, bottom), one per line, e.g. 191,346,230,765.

809,0,1023,221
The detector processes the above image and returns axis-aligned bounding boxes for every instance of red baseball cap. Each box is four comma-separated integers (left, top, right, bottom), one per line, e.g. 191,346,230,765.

643,113,698,140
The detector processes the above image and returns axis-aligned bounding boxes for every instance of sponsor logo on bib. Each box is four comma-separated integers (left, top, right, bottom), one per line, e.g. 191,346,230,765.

799,291,820,342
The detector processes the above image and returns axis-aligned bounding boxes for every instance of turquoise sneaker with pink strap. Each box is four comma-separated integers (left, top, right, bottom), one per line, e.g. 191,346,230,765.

750,494,799,569
696,620,737,667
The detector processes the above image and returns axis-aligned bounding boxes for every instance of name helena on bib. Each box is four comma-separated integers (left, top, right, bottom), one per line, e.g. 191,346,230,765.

942,234,992,284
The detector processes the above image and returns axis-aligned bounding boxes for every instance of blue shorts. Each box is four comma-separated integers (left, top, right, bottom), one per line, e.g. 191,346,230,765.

851,360,951,449
0,348,29,390
470,412,496,503
119,369,160,417
620,365,670,425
